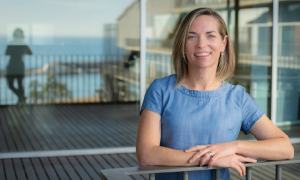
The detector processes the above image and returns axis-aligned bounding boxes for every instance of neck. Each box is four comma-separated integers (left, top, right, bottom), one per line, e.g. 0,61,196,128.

183,67,221,91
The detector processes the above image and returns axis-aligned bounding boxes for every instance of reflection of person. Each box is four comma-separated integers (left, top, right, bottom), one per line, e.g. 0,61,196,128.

5,28,32,104
136,8,294,180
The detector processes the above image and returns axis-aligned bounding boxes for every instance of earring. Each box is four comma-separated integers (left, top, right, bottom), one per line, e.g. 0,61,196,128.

221,52,224,56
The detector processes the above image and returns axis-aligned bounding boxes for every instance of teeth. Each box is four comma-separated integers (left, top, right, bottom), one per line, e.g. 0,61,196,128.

195,53,210,57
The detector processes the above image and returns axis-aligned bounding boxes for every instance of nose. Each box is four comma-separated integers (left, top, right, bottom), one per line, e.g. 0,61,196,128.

196,36,207,48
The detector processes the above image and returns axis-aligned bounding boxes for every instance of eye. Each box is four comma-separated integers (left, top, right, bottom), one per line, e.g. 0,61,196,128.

188,35,196,39
208,35,215,38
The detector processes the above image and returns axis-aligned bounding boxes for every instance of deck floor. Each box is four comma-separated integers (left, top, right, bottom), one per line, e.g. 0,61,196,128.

0,104,139,152
0,143,299,180
1,104,300,152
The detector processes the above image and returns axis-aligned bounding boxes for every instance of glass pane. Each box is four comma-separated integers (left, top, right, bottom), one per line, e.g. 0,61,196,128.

231,2,272,118
0,0,139,152
277,1,300,125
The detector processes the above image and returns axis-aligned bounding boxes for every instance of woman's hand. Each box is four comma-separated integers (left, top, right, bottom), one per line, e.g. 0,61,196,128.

185,142,239,168
212,154,257,176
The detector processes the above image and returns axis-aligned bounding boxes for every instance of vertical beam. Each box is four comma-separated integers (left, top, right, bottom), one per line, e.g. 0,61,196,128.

246,167,252,180
234,0,239,64
140,0,146,108
276,165,281,180
149,173,155,180
214,169,221,180
227,0,230,29
182,171,188,180
271,0,279,124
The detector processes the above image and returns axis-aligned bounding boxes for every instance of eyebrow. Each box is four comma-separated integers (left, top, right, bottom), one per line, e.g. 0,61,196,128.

188,31,216,34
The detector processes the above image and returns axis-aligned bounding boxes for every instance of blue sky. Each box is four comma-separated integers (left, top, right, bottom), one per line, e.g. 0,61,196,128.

0,0,135,37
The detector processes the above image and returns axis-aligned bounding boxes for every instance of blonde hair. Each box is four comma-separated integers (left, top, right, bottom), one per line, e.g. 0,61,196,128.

172,8,235,88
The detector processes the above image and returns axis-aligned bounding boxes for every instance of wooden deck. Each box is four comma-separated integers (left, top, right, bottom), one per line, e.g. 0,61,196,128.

0,143,299,180
0,104,139,152
1,103,300,152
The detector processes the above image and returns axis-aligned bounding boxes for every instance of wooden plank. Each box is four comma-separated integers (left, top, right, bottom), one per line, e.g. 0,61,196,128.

68,105,123,147
101,154,122,168
22,158,38,180
3,108,26,151
33,106,69,149
0,160,5,180
281,164,300,179
67,156,91,180
8,107,33,151
60,105,104,148
12,107,42,150
43,105,85,149
93,155,113,169
13,159,27,180
84,155,104,178
61,105,109,148
99,106,138,142
48,157,69,180
76,156,102,180
31,158,49,180
22,107,57,150
126,154,140,165
17,107,51,151
4,159,17,180
0,108,17,151
57,157,80,180
87,105,136,146
0,109,8,151
252,165,275,179
37,106,81,149
44,106,93,149
72,104,121,147
109,154,131,168
40,157,59,180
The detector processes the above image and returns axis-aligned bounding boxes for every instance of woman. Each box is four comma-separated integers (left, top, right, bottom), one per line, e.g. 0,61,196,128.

136,8,294,180
5,28,32,104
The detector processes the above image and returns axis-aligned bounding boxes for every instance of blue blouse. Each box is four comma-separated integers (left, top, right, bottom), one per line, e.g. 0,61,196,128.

140,75,264,180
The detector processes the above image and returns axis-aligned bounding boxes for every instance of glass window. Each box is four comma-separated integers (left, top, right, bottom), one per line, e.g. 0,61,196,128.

277,1,300,125
0,0,140,152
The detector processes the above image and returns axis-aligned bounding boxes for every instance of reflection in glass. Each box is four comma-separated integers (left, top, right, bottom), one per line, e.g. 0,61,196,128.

231,5,272,117
0,0,140,152
5,28,32,104
277,2,300,124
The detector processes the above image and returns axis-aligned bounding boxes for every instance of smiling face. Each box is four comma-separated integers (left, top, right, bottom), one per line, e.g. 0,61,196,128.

184,15,227,73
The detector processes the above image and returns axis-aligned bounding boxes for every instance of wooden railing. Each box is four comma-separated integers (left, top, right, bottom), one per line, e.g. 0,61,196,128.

100,156,300,180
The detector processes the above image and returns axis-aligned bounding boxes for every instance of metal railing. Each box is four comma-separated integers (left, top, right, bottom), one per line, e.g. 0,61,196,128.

100,156,300,180
1,53,299,105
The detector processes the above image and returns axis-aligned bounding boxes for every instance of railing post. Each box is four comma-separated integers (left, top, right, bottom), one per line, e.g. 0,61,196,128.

149,173,155,180
246,167,252,180
182,171,188,180
276,165,281,180
214,169,221,180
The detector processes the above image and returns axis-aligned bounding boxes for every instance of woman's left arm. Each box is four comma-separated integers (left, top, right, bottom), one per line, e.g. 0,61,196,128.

186,114,294,167
236,114,294,160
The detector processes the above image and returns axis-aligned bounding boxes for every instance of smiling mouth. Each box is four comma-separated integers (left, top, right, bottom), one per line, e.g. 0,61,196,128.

194,53,211,57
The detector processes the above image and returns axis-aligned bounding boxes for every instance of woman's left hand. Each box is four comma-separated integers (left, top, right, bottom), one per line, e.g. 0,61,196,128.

185,141,239,168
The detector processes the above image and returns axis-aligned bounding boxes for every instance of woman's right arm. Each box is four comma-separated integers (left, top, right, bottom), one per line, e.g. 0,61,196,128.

136,109,200,167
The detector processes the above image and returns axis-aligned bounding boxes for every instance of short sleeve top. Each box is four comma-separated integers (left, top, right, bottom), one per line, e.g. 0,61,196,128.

140,75,264,180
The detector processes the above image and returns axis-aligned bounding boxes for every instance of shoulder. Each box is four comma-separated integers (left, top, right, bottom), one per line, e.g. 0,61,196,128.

223,83,250,104
223,82,246,96
150,74,176,90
